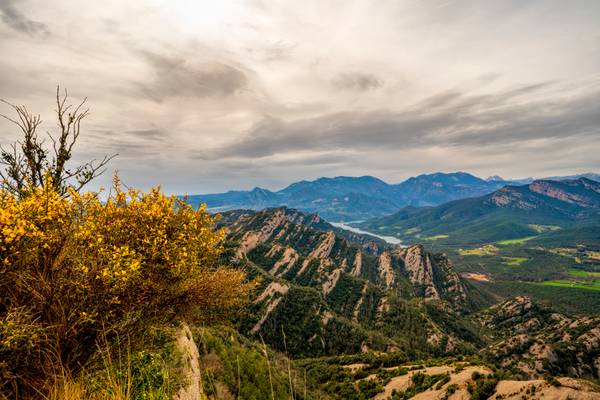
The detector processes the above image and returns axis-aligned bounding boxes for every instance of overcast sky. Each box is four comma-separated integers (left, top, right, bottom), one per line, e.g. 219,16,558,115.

1,0,599,193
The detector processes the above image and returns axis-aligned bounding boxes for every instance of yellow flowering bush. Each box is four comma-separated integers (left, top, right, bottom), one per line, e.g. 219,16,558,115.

0,177,250,395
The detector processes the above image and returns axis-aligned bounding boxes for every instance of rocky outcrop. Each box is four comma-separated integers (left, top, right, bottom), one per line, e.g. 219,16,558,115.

270,246,299,276
235,209,287,258
309,231,336,259
377,252,395,288
397,245,439,299
175,324,202,400
351,251,362,276
479,296,547,334
251,282,290,335
395,245,466,303
481,297,600,379
530,179,600,208
321,268,342,296
353,283,368,321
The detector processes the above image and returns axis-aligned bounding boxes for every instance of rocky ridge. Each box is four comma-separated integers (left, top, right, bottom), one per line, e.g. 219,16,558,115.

220,207,474,358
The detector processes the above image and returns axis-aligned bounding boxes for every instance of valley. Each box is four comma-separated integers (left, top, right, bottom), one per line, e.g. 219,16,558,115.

201,203,600,398
329,221,403,245
205,174,600,398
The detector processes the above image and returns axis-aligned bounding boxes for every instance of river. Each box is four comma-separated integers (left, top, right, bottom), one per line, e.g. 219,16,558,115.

329,222,403,245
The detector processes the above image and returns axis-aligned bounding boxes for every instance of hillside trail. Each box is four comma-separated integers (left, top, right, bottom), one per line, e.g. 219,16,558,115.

174,323,202,400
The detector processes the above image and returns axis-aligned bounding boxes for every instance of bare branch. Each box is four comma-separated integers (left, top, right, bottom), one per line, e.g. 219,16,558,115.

1,86,115,197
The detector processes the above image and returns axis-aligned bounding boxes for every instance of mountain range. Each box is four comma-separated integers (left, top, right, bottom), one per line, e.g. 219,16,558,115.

184,172,599,222
358,177,600,246
219,206,481,358
217,206,600,383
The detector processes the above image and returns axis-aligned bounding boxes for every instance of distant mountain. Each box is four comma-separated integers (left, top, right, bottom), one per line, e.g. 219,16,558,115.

184,172,510,221
359,178,600,246
189,187,279,211
391,171,507,207
513,172,600,184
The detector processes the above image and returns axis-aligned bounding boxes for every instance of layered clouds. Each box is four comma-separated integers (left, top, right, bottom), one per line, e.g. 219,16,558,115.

0,0,599,193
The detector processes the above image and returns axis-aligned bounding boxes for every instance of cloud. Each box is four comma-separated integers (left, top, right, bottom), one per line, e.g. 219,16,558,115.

124,128,167,142
0,0,49,35
1,0,599,193
260,40,296,62
201,82,600,160
331,72,382,91
136,51,249,102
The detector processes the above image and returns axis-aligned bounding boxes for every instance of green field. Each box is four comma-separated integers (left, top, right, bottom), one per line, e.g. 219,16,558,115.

458,245,499,256
568,269,600,278
541,280,600,292
527,224,562,233
422,234,449,241
501,257,528,266
496,236,537,245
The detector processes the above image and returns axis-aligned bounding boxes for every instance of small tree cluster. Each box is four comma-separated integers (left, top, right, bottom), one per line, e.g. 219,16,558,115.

0,87,115,197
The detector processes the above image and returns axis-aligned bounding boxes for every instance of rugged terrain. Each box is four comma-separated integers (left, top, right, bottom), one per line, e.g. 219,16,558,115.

215,207,600,386
360,177,600,246
218,207,481,359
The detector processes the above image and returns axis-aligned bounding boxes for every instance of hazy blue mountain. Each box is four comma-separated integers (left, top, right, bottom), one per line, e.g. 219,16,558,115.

511,172,600,184
186,187,279,211
183,172,512,221
390,171,507,207
359,178,600,246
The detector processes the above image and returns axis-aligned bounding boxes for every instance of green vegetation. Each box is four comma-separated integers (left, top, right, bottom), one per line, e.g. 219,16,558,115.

471,280,600,315
359,178,600,248
423,234,449,241
193,326,321,400
467,372,499,400
541,280,600,292
501,257,528,266
568,269,600,278
459,245,499,256
496,236,537,245
391,372,449,399
528,224,561,233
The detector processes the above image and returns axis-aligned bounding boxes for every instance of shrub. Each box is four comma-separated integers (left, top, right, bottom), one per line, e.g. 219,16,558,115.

467,373,499,400
0,178,251,396
544,375,561,387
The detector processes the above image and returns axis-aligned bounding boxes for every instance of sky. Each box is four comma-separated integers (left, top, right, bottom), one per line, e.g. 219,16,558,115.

1,0,599,194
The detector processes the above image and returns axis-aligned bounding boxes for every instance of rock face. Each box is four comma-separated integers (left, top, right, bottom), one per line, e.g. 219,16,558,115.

478,296,549,334
397,245,435,293
487,178,600,213
219,207,474,358
530,178,600,207
395,244,466,303
175,324,202,400
479,296,600,379
377,252,395,288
